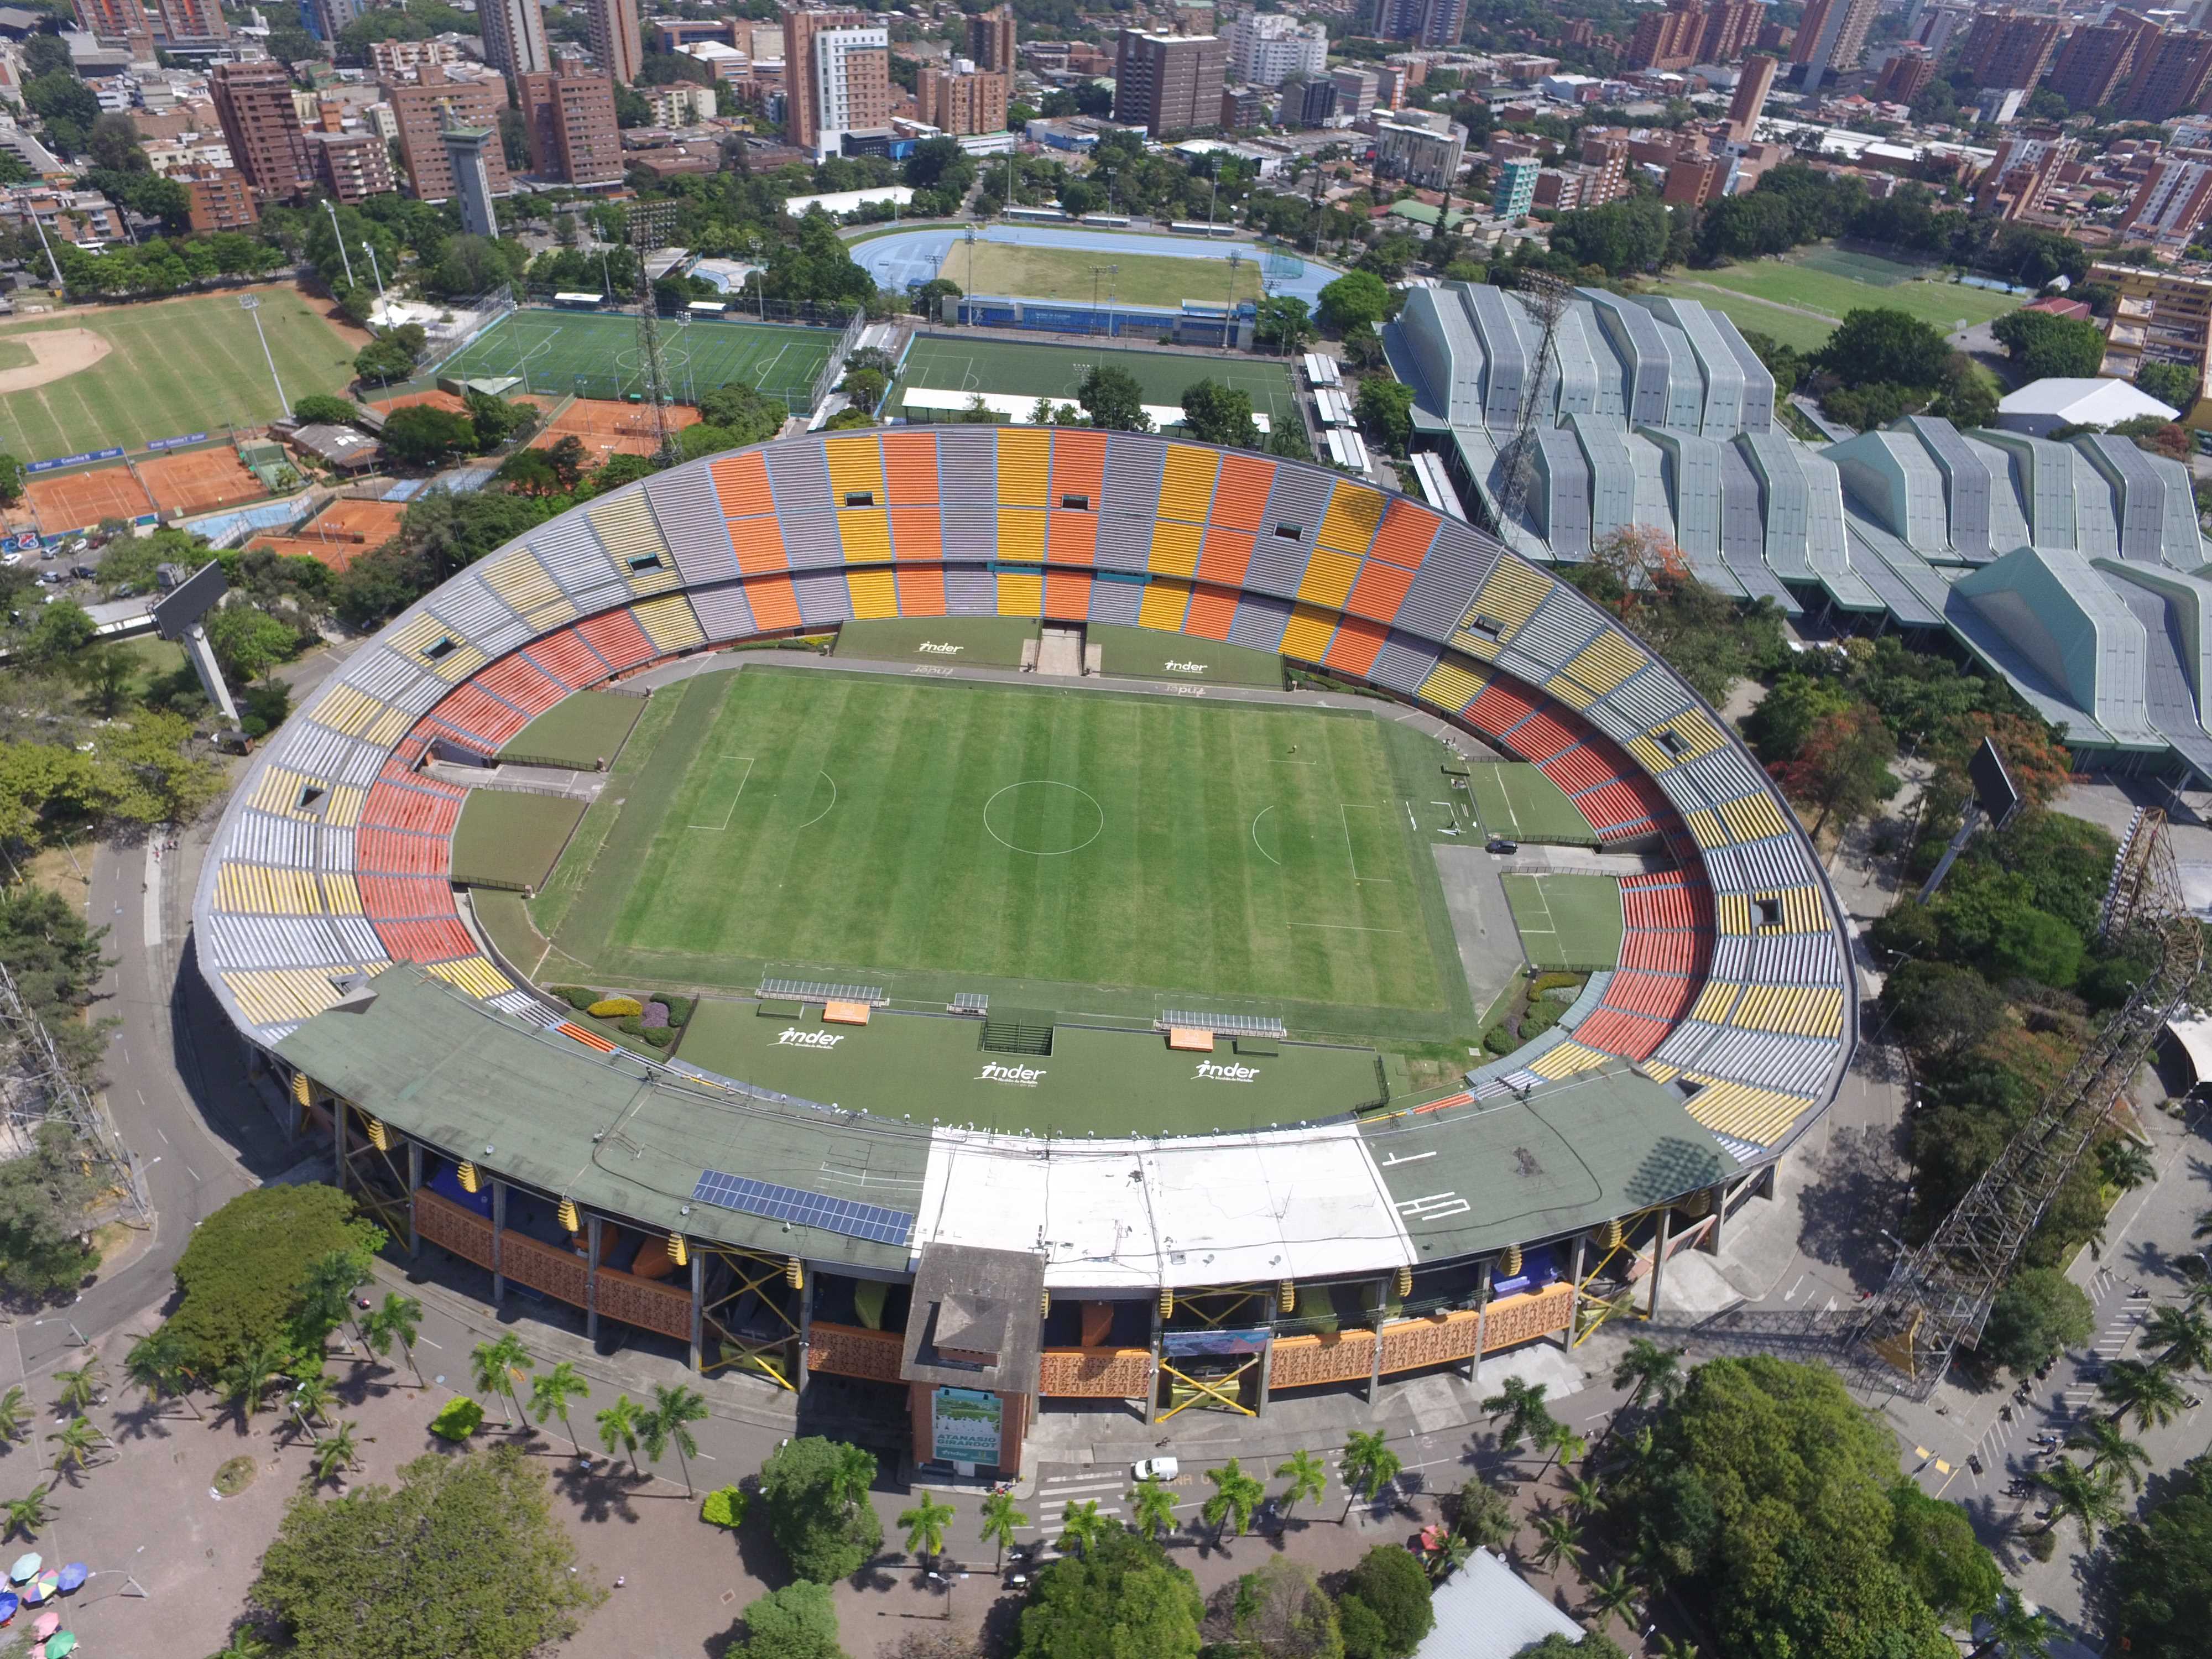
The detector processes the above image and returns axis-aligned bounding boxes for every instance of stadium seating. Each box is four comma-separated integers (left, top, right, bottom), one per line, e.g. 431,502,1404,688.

194,432,1851,1164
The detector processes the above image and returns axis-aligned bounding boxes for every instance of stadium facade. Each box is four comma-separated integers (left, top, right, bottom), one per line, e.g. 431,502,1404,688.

192,431,1854,1472
1386,284,2212,781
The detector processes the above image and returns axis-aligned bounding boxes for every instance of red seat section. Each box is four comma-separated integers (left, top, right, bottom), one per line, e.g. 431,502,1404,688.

357,825,452,877
1539,743,1615,797
424,684,530,753
359,873,456,920
1571,1007,1673,1061
1499,707,1575,764
520,628,611,691
375,917,477,963
578,608,655,672
474,653,568,717
1573,780,1656,837
1465,679,1541,741
1602,969,1698,1020
363,776,463,836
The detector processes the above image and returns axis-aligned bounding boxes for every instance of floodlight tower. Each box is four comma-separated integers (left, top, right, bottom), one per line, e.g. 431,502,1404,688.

626,205,680,468
1489,273,1571,531
151,560,239,729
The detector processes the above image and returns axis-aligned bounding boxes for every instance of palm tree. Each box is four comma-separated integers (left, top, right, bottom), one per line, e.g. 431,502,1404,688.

47,1416,103,1475
1559,1470,1607,1519
124,1329,200,1421
979,1490,1028,1568
363,1294,425,1389
1966,1587,2053,1659
2194,1205,2212,1244
1531,1512,1584,1575
529,1361,591,1458
2101,1140,2157,1191
1536,1420,1586,1481
289,1369,334,1443
899,1490,955,1567
644,1383,708,1498
1583,1563,1640,1635
1425,1530,1472,1583
1481,1376,1558,1457
1339,1430,1402,1522
2065,1418,2153,1493
1274,1449,1327,1528
52,1354,103,1415
310,1420,359,1490
596,1394,645,1479
1057,1499,1109,1558
1202,1457,1265,1548
1610,1338,1685,1411
471,1334,534,1430
1126,1475,1176,1543
2100,1357,2188,1431
2029,1459,2124,1547
2143,1302,2212,1376
3,1485,50,1541
0,1386,26,1449
217,1336,287,1422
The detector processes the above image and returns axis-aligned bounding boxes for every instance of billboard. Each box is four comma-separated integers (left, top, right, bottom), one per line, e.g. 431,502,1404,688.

151,560,228,640
1968,736,2021,830
1161,1327,1270,1358
931,1386,1003,1465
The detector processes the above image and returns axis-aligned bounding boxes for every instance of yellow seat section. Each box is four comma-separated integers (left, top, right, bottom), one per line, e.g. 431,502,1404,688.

998,428,1050,507
251,766,326,821
1529,1040,1609,1079
1463,557,1551,638
1279,603,1337,662
1752,886,1827,931
824,432,885,500
383,614,448,659
838,508,893,563
1147,517,1202,578
1734,985,1844,1038
526,597,579,630
426,956,513,999
1417,660,1486,712
1625,735,1674,774
1718,792,1791,844
1296,547,1361,609
1139,580,1191,632
310,685,382,738
1682,1079,1812,1146
847,568,897,619
479,548,562,615
996,570,1043,615
216,862,326,915
632,594,705,654
1545,674,1595,710
998,508,1046,564
1640,1059,1680,1083
225,966,385,1027
1690,980,1744,1025
1715,893,1753,935
1157,444,1218,522
1318,478,1386,554
322,873,363,916
588,491,670,562
364,706,413,749
1563,632,1646,696
1449,627,1500,662
427,642,488,684
325,786,364,830
1683,807,1728,848
1647,708,1725,764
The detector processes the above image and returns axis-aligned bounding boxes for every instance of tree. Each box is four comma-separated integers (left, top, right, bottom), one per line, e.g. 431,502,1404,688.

1451,1475,1516,1553
289,1368,333,1440
0,1114,102,1299
1274,1448,1327,1527
1767,706,1896,838
0,454,20,508
1611,1338,1686,1412
2030,1458,2124,1546
169,1185,384,1374
247,1444,601,1659
1078,365,1151,433
1015,1525,1202,1659
1339,1430,1402,1521
363,1292,425,1388
126,1327,200,1420
469,1333,533,1431
1229,1556,1342,1659
51,1352,101,1414
981,1489,1029,1567
1180,379,1260,449
2136,359,2198,412
1202,1457,1266,1547
2101,1357,2188,1431
310,1419,359,1489
758,1436,883,1584
2,1485,49,1541
1531,1512,1583,1575
1582,1564,1641,1636
1882,962,2010,1065
47,1415,102,1475
2143,1302,2212,1375
1355,378,1415,452
1317,271,1390,333
528,1360,589,1457
1337,1544,1432,1659
1128,1474,1176,1543
2100,1451,2212,1659
2064,1418,2152,1493
0,1387,26,1450
595,1392,645,1479
1889,1484,2000,1630
1481,1375,1557,1457
292,394,363,429
1255,296,1314,354
642,1381,707,1498
1818,307,1953,392
1991,309,2109,380
725,1579,846,1659
381,405,477,468
899,1489,954,1565
1058,1497,1110,1557
353,326,426,385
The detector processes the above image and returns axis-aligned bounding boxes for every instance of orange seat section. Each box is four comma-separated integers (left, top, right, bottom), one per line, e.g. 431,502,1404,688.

1183,585,1238,640
896,566,947,616
883,431,940,503
1345,558,1417,624
1198,526,1254,587
1210,452,1274,532
711,451,774,518
1324,615,1387,677
1047,508,1097,565
1367,496,1441,569
891,506,942,561
1050,429,1108,503
746,573,802,631
1045,569,1093,619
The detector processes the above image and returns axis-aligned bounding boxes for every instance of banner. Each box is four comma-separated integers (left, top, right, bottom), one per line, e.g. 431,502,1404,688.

26,446,123,474
145,433,208,452
1161,1327,1269,1358
931,1386,1002,1464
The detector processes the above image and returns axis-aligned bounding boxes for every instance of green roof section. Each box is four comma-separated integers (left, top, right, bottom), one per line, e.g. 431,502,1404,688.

275,966,930,1274
1360,1065,1740,1262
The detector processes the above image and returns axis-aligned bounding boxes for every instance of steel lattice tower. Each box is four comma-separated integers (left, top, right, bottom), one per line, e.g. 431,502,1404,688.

0,960,147,1222
1489,273,1572,530
627,206,681,468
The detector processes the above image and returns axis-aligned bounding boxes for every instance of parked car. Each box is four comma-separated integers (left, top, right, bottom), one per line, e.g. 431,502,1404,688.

69,565,95,580
1485,837,1519,854
1131,1457,1178,1481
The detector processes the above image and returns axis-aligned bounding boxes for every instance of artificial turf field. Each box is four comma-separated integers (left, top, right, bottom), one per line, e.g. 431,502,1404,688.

946,241,1266,310
430,309,836,409
889,333,1300,429
0,288,356,465
1502,873,1626,972
1467,764,1597,846
527,665,1477,1040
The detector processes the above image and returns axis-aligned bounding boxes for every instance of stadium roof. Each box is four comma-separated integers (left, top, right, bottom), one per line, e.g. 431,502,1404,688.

1995,377,2178,426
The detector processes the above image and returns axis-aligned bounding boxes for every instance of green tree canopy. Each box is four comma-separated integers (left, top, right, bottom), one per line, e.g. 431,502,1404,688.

1818,308,1953,391
1015,1525,1203,1659
2136,359,2198,412
757,1436,883,1583
1991,309,2109,380
1180,379,1260,449
0,1121,101,1298
1317,270,1389,333
1978,1267,2094,1376
723,1579,847,1659
1229,1556,1342,1659
1337,1545,1432,1659
1078,365,1151,433
2102,1451,2212,1659
380,405,477,468
168,1184,384,1372
1888,1484,2001,1629
1356,378,1415,452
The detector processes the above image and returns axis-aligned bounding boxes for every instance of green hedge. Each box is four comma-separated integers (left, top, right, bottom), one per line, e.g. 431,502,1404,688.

429,1396,484,1442
701,1485,748,1528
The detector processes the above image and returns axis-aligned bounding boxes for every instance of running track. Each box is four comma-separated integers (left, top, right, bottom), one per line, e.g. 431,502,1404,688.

850,224,1342,302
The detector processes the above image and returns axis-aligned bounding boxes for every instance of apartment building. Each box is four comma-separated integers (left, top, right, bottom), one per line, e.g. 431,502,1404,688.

1871,48,1937,105
210,59,310,200
385,62,512,201
1279,72,1334,127
1793,0,1880,91
1373,114,1466,189
2045,12,2161,113
1331,66,1379,119
1495,154,1537,216
1224,11,1325,86
783,3,891,158
479,0,552,82
1957,11,2064,91
967,4,1014,72
1375,0,1464,50
2096,262,2212,396
2119,29,2212,121
1113,28,1224,137
915,61,1008,135
369,38,462,76
149,0,225,45
303,128,392,203
2121,153,2212,248
1726,51,1777,140
582,0,642,85
71,0,151,58
176,165,254,231
519,59,623,185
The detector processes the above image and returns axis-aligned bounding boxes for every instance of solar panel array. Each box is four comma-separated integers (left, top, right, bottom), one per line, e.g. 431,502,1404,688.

691,1168,916,1248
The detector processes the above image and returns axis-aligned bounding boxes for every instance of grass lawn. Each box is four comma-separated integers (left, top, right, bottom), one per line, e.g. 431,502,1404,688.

1089,622,1284,686
1502,873,1625,971
498,688,645,771
832,615,1038,668
1467,764,1597,846
451,790,587,890
1646,281,1839,354
0,288,357,464
431,309,836,410
529,666,1474,1040
946,240,1265,309
0,340,32,371
889,333,1300,427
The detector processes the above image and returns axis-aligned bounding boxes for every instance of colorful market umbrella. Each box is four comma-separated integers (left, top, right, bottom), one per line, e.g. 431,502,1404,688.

0,1591,18,1624
8,1555,38,1584
32,1611,56,1638
52,1567,82,1595
23,1572,59,1605
44,1631,74,1657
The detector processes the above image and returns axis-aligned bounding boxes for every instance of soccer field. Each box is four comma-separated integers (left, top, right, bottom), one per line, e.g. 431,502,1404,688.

432,309,836,409
946,241,1266,310
531,666,1472,1035
0,288,357,465
889,333,1300,429
1503,873,1625,972
1650,241,2022,354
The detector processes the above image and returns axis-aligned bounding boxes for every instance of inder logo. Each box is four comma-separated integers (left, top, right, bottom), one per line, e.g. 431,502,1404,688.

975,1061,1046,1086
775,1028,844,1048
1163,661,1208,674
918,641,964,655
1192,1060,1259,1082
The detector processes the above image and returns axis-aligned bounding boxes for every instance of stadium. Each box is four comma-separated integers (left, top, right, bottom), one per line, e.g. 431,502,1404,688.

191,426,1855,1473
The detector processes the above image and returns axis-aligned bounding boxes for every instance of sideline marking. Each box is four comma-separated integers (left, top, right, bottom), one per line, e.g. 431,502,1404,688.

1290,921,1405,933
1340,804,1392,884
688,754,755,831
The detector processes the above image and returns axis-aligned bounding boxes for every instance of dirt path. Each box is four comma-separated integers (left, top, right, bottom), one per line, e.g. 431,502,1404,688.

0,327,109,392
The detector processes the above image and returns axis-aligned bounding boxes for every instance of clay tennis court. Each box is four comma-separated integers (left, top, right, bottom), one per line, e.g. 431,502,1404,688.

247,497,406,572
138,446,263,517
24,463,154,533
529,397,702,460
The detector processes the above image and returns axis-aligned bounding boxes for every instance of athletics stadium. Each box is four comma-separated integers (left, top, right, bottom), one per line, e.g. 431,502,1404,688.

192,419,1857,1474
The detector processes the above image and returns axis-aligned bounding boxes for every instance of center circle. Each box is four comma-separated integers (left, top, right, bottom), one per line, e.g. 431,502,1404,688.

982,780,1104,857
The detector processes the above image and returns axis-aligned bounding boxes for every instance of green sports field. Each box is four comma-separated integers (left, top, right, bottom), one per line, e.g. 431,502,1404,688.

431,309,837,409
1090,623,1284,686
1503,873,1625,972
889,333,1299,428
1649,241,2023,355
833,615,1037,667
451,790,587,890
0,288,357,465
1468,764,1597,846
526,665,1475,1041
946,240,1265,310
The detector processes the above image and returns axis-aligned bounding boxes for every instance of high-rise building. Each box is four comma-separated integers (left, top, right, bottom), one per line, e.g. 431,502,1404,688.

73,0,152,57
150,0,225,43
478,0,551,82
1373,116,1465,189
782,4,891,158
1279,73,1335,127
1726,52,1778,139
1331,65,1379,119
967,4,1015,72
1627,0,1707,72
1112,28,1224,136
1698,0,1764,63
2046,12,2161,112
1871,46,1936,105
1375,0,1464,50
1979,127,2073,220
385,63,512,201
519,59,623,185
303,128,393,202
1911,3,1971,56
581,0,641,85
1663,151,1730,206
210,60,310,200
442,123,501,237
369,38,462,76
300,0,359,43
1224,11,1326,86
1495,154,1538,217
1793,0,1880,91
2119,29,2212,121
2122,152,2212,246
1220,84,1265,128
1957,11,2064,91
916,62,1008,134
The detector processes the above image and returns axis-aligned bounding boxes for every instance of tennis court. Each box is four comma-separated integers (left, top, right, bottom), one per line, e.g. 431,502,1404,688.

498,689,647,771
451,790,588,891
432,309,837,410
889,333,1301,430
1468,764,1598,846
1502,873,1625,972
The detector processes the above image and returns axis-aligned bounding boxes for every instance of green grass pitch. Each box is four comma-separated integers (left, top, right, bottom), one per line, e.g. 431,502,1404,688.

1502,873,1625,972
1647,241,2022,356
497,689,646,771
451,791,587,891
945,240,1266,310
889,333,1300,429
431,309,836,408
529,666,1474,1039
1467,764,1597,846
0,289,357,464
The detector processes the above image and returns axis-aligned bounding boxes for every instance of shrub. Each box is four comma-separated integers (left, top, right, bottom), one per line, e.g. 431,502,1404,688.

549,986,597,1010
1518,998,1563,1040
1529,972,1580,994
641,1026,676,1049
659,995,695,1026
429,1396,484,1442
587,997,643,1018
641,1001,670,1029
1339,1545,1433,1659
1481,1025,1515,1055
618,1015,644,1036
702,1485,748,1529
